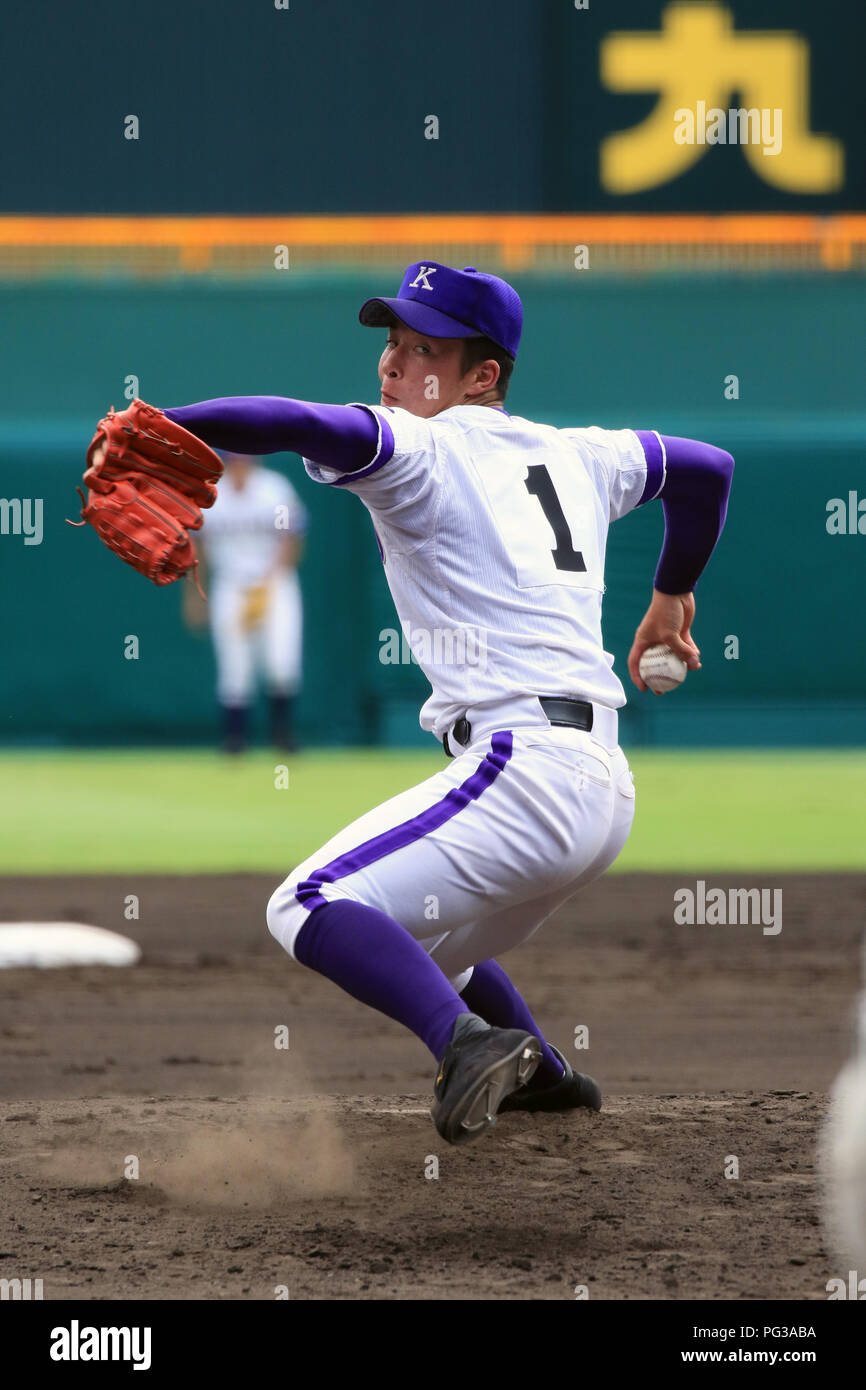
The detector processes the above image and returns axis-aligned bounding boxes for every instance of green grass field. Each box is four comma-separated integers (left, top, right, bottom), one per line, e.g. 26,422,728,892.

0,748,861,874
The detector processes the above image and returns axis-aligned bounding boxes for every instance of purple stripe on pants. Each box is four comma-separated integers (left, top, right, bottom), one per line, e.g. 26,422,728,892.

295,731,514,911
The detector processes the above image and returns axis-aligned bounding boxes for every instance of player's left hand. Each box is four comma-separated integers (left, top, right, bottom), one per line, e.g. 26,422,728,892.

628,590,701,692
70,399,223,588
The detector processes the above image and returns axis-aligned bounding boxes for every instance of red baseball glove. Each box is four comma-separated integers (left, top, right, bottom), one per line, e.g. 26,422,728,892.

69,399,223,590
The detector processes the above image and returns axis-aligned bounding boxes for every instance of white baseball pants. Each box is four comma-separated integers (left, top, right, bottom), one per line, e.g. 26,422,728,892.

210,572,303,705
266,708,635,983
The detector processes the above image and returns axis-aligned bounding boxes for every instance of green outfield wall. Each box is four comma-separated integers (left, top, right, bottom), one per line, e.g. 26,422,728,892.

0,273,863,748
3,1,862,214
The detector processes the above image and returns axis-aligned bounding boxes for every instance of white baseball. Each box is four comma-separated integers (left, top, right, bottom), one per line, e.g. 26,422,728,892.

638,643,687,694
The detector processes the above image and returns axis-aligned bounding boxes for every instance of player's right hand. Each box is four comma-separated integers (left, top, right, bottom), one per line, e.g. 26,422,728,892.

627,590,700,691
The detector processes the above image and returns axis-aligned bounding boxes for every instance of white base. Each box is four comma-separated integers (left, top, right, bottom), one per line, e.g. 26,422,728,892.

0,922,141,969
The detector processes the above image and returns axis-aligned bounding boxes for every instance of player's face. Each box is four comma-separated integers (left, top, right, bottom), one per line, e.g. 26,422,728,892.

378,324,476,418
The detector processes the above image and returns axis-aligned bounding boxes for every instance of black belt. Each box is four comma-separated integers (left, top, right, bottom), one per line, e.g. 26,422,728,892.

442,697,593,758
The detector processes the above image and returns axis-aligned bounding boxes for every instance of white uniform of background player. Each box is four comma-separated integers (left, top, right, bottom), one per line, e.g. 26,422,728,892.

193,453,307,753
267,408,648,981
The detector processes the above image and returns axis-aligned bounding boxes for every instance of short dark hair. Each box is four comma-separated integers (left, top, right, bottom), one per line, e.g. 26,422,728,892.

460,336,515,401
379,312,515,401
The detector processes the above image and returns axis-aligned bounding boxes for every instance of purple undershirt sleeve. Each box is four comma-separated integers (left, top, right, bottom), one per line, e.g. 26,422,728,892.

159,396,393,474
638,434,734,594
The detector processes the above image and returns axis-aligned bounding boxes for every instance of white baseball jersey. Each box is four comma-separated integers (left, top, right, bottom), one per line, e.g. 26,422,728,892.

201,466,307,585
303,404,664,739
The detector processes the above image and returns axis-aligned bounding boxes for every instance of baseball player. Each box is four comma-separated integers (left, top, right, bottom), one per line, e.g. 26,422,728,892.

157,261,734,1145
184,451,307,753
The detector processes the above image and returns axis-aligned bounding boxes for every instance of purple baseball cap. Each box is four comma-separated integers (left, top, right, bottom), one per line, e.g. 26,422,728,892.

359,261,523,359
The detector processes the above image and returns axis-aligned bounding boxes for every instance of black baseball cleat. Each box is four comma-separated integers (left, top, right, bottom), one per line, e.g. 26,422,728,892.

431,1014,542,1146
497,1044,602,1114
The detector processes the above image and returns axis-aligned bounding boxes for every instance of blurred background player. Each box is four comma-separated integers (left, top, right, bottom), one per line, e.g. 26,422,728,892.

184,451,307,754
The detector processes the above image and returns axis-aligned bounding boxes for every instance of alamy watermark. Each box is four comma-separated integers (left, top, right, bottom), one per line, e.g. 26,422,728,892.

0,1276,43,1300
50,1322,151,1370
674,881,782,936
826,492,866,535
0,497,43,545
379,625,487,669
827,1271,866,1299
674,103,782,157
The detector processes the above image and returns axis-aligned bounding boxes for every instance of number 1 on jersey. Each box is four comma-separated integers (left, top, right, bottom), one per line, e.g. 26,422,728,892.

524,465,587,572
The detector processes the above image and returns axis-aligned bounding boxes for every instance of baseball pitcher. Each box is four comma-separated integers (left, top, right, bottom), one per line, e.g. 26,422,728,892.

77,262,733,1146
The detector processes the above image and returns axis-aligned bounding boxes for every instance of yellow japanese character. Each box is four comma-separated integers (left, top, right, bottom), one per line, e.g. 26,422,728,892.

600,2,843,194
